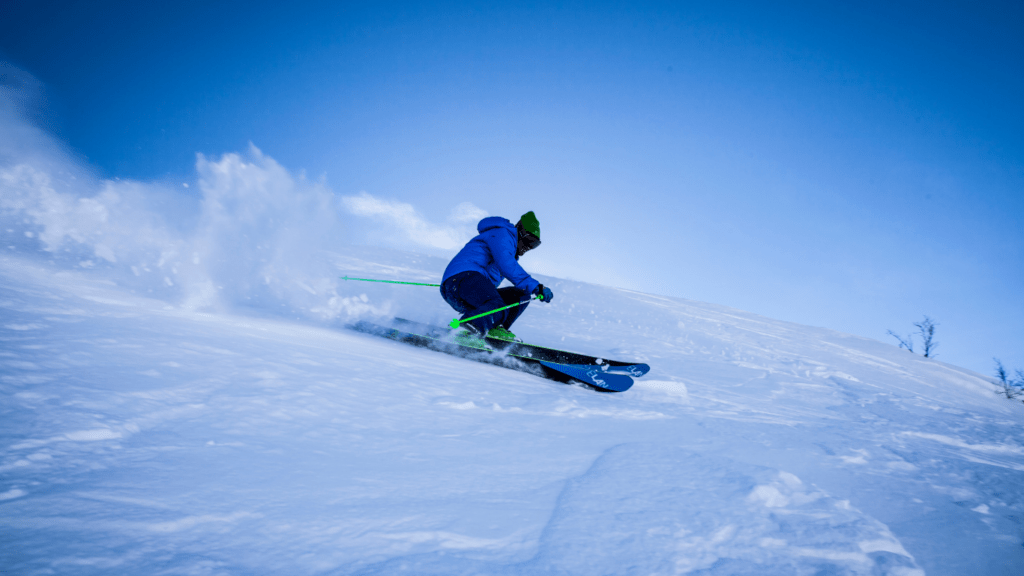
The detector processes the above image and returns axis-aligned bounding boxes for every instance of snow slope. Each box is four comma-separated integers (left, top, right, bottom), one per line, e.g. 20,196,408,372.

2,247,1023,575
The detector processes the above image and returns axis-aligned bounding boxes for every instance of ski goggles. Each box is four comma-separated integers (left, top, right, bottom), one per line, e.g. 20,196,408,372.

519,230,541,252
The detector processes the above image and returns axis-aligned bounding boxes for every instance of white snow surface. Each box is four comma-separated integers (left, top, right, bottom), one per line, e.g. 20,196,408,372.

2,247,1023,576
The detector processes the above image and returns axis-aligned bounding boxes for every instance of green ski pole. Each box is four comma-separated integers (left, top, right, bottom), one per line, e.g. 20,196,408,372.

340,275,440,287
448,294,541,329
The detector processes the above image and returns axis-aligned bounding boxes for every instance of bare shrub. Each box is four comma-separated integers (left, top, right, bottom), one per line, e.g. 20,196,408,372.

914,316,938,358
993,358,1024,402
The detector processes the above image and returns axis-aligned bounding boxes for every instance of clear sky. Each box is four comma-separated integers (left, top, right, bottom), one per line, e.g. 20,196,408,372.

2,0,1021,375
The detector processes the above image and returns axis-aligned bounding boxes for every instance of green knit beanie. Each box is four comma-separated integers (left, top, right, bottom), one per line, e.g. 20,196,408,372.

518,211,540,239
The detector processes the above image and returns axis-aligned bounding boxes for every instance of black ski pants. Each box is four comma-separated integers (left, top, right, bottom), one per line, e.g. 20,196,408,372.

440,271,530,334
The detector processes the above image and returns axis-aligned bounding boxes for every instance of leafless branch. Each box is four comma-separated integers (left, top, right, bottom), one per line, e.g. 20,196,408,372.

887,329,914,353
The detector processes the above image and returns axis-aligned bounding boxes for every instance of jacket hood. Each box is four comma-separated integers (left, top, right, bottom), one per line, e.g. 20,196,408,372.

477,216,513,234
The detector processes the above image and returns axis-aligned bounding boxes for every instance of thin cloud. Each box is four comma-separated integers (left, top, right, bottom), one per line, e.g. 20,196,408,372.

341,192,486,251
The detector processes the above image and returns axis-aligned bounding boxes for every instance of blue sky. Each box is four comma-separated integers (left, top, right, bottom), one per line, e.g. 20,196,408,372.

2,0,1021,374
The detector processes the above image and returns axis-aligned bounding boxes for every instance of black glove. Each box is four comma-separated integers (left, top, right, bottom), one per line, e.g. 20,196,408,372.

535,284,554,303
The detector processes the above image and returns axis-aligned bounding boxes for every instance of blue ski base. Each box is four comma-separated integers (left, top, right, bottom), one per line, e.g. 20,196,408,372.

539,362,634,392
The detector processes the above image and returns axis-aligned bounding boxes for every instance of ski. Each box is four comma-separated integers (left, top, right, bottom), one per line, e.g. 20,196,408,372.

348,319,636,392
385,318,650,376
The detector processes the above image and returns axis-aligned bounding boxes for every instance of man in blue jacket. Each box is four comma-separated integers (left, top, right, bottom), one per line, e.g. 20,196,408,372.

441,211,554,342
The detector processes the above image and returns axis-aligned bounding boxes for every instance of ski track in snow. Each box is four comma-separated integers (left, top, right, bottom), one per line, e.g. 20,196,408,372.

2,251,1023,575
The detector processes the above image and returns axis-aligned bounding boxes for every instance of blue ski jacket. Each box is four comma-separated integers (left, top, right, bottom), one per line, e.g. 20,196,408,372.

442,217,541,294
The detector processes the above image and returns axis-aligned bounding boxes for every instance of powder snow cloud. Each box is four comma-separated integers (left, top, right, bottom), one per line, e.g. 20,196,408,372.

0,63,484,321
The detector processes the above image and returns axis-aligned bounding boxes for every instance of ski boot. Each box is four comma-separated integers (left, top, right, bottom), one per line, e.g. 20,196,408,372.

485,326,518,342
452,326,489,350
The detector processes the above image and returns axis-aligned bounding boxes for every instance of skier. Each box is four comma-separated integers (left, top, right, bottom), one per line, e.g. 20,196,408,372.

441,211,554,342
